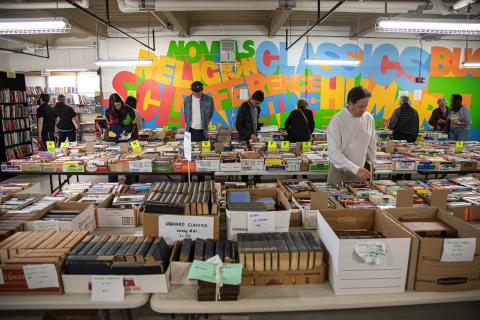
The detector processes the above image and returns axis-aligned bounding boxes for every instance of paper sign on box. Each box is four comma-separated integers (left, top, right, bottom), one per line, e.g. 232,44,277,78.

159,215,214,245
23,264,59,289
91,275,125,302
247,212,275,233
441,238,476,262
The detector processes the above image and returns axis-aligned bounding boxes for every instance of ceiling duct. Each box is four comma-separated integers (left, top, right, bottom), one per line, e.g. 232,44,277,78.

0,0,89,10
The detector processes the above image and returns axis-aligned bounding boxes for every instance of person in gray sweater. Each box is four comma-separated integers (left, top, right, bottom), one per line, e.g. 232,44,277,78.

448,94,471,141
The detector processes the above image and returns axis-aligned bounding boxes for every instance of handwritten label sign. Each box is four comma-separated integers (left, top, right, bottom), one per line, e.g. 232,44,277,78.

23,264,59,289
187,260,243,285
455,141,464,153
441,238,476,262
280,141,290,152
130,140,142,153
184,132,192,161
267,141,277,153
201,141,211,153
159,215,214,245
46,141,56,152
32,220,60,232
302,141,312,152
247,212,275,233
91,275,125,302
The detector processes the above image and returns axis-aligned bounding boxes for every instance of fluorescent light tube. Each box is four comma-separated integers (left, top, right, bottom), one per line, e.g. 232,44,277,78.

95,58,153,67
45,68,89,72
304,58,361,66
0,18,70,34
461,61,480,68
376,17,480,35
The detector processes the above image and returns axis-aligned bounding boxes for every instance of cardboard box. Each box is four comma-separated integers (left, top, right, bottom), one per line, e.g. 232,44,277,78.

142,212,220,241
0,263,63,294
220,156,241,172
393,160,416,171
153,160,174,172
240,152,264,171
62,162,85,173
25,202,95,232
277,179,318,200
173,160,196,173
284,158,302,172
21,163,43,172
291,191,330,229
128,159,153,173
62,267,170,294
195,159,220,172
42,163,64,173
1,164,21,172
384,207,480,292
108,160,129,172
317,208,412,295
225,188,291,240
95,195,139,228
241,264,325,286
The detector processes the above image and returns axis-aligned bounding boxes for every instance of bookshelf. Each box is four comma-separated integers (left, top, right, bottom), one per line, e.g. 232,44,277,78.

0,72,33,162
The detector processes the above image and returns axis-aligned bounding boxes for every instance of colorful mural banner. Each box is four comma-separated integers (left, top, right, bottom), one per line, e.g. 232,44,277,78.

106,40,480,139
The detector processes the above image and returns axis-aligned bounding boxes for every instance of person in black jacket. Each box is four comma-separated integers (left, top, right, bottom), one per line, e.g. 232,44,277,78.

235,90,264,142
428,98,449,132
388,96,419,143
36,93,56,150
285,99,315,142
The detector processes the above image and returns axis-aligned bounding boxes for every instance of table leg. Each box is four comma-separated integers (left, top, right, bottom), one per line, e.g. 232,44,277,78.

76,174,79,182
126,308,133,320
49,174,54,194
97,309,110,320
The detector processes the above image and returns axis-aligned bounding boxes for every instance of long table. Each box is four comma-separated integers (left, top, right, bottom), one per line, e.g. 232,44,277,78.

150,284,480,314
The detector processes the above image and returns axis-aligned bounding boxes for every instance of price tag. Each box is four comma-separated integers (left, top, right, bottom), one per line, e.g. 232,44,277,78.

280,141,290,152
33,220,60,232
159,215,214,245
163,125,169,132
130,140,142,153
6,71,16,78
267,141,277,153
23,264,60,289
209,123,217,130
247,212,275,233
302,141,312,152
60,141,69,148
201,141,211,153
91,275,125,302
455,141,464,153
46,141,56,152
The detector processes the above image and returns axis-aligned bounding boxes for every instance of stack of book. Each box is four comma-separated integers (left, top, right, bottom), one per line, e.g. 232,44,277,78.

227,191,276,211
112,195,145,209
237,232,322,272
65,235,170,275
145,181,218,215
177,238,236,263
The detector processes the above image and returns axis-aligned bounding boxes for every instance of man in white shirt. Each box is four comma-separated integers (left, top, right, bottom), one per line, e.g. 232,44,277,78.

183,81,215,142
327,86,376,185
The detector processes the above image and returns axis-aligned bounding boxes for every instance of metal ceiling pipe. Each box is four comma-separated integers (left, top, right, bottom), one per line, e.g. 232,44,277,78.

452,0,477,10
116,0,446,14
431,0,455,15
0,0,89,9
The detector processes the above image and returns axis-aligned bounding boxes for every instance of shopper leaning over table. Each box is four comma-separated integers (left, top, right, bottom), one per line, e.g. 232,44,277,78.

327,86,376,185
428,97,449,132
183,81,215,142
285,98,315,143
448,94,471,141
126,96,143,133
53,94,80,146
235,90,264,142
105,93,137,184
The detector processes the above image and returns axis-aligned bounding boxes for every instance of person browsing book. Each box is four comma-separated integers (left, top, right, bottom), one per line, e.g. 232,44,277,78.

53,94,79,145
183,81,215,142
285,99,315,142
235,90,264,142
36,93,56,149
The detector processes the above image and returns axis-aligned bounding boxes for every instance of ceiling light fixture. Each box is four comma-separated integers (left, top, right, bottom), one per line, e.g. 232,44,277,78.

45,68,89,72
94,58,153,67
376,17,480,35
0,18,70,34
304,58,361,66
461,61,480,68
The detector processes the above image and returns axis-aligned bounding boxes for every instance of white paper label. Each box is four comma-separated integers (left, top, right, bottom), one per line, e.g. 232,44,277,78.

441,238,476,262
184,131,192,161
354,241,386,265
206,255,223,266
247,212,275,233
0,268,4,285
239,88,249,100
23,264,60,289
91,275,125,302
33,220,60,232
128,160,152,172
159,215,214,245
414,89,422,101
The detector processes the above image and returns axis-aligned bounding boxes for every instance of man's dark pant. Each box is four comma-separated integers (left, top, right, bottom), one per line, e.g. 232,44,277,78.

58,130,76,146
190,128,205,142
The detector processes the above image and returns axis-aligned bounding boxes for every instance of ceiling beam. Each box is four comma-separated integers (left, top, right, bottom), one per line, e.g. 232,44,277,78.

269,9,291,38
162,11,189,37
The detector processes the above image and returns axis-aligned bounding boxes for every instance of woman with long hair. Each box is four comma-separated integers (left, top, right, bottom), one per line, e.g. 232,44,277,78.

448,94,471,141
105,93,137,143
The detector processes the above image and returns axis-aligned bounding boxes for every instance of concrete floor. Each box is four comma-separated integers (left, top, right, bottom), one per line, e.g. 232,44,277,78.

1,173,479,319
